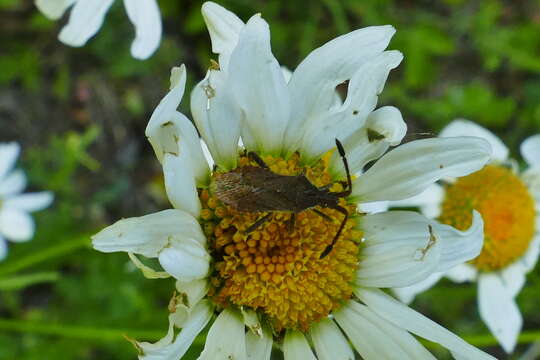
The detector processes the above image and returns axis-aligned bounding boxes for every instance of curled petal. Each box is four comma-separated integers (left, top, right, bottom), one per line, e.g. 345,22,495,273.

137,300,214,360
158,238,210,282
123,0,162,59
201,1,244,71
58,0,114,47
91,209,205,258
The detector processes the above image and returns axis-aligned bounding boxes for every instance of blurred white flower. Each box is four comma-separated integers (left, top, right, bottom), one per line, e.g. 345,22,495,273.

92,3,496,359
35,0,162,60
391,119,540,354
0,142,53,260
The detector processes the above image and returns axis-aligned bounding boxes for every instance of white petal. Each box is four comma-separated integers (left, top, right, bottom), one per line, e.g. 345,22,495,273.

390,184,444,219
393,272,444,305
521,134,540,167
440,119,508,161
355,287,496,360
123,0,162,59
91,209,205,257
300,51,403,161
357,211,442,288
3,192,53,212
281,66,293,83
0,142,20,182
478,273,522,353
334,301,436,360
146,66,185,161
0,236,7,261
520,235,540,272
200,139,215,169
201,1,244,72
58,0,114,47
162,153,201,218
158,238,210,282
191,70,241,170
175,279,209,310
352,137,491,203
522,166,540,199
284,25,396,152
445,264,478,283
358,200,389,214
433,211,484,272
0,170,27,197
283,330,316,360
241,308,261,337
499,262,526,298
146,65,210,184
246,325,272,360
35,0,75,20
174,112,212,185
198,309,247,360
329,106,406,175
310,318,354,360
0,208,34,242
228,15,290,155
138,300,214,360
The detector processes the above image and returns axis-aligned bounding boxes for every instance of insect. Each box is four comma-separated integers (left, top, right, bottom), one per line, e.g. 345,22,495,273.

213,139,352,259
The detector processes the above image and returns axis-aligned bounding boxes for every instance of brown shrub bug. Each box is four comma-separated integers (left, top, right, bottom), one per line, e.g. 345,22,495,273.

213,139,352,258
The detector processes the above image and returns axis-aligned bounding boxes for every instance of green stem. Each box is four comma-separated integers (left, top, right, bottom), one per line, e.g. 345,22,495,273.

0,318,203,346
0,235,90,277
0,272,59,290
0,317,538,348
462,332,540,347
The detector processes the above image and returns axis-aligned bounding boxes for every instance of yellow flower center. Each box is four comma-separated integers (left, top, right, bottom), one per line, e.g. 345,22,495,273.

439,165,536,271
199,153,361,332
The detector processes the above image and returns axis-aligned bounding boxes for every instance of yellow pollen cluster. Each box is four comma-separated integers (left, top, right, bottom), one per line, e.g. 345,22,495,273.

439,165,536,271
199,153,361,332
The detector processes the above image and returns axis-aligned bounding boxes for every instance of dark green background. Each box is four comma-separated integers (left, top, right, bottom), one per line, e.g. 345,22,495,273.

1,0,539,358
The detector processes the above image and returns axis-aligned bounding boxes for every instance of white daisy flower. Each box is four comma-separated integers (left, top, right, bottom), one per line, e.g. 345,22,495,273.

0,142,54,260
93,3,496,359
391,119,540,354
35,0,162,60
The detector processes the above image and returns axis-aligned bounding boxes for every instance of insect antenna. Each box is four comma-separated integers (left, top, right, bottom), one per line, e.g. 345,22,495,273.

319,205,349,259
333,139,352,197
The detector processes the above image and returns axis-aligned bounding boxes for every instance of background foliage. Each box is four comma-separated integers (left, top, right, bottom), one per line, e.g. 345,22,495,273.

1,0,540,359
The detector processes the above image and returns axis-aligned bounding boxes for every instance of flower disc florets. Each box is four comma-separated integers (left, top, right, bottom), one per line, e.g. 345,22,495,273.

439,164,536,271
199,152,361,331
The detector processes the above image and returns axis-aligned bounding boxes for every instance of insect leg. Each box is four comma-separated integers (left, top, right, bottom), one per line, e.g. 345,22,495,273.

245,213,272,234
247,151,269,169
312,208,332,222
287,213,296,232
333,139,352,197
319,205,349,259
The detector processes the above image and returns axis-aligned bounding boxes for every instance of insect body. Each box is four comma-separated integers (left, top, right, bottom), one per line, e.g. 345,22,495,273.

213,139,352,258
